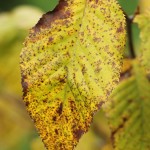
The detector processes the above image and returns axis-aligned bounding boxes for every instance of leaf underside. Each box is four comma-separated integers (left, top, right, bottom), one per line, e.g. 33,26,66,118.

20,0,125,149
105,60,150,150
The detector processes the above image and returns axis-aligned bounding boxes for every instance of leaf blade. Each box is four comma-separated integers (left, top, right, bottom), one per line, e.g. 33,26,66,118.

105,60,150,150
20,0,126,149
134,9,150,73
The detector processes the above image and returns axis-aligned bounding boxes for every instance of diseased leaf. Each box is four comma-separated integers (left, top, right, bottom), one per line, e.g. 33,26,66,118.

20,0,125,149
105,60,150,150
134,9,150,73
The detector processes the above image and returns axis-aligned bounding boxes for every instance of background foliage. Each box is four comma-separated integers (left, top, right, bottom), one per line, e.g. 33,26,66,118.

0,0,149,150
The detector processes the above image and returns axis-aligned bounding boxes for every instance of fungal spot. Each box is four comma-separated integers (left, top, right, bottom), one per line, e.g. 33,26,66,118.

53,116,57,121
49,37,54,42
117,23,124,33
25,101,29,107
73,128,84,140
22,77,28,98
55,129,58,134
57,103,63,115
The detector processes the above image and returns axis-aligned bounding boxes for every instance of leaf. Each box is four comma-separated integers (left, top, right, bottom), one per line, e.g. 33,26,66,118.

105,60,150,150
31,137,46,150
139,0,150,13
20,0,126,149
134,9,150,73
118,0,139,15
49,0,59,11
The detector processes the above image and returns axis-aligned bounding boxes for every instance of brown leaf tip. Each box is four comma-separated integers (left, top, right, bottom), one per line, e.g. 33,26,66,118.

33,0,69,33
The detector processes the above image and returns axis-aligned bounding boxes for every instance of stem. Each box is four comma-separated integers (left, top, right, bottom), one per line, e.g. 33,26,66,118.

125,14,136,58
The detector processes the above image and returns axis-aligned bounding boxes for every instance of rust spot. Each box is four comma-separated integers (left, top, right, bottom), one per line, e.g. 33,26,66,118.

81,65,87,75
97,101,104,110
93,37,101,42
117,23,124,33
21,75,28,97
25,101,29,107
22,81,28,96
53,116,57,121
43,99,47,103
69,100,76,112
73,128,84,140
49,37,54,42
57,102,63,115
55,129,58,134
59,78,65,83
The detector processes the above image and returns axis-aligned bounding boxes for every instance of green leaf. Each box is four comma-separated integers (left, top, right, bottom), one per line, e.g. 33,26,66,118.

105,60,150,150
49,0,59,11
118,0,139,15
20,0,126,149
134,9,150,73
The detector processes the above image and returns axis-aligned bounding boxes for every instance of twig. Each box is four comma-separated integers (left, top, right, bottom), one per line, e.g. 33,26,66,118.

125,13,136,58
124,7,140,59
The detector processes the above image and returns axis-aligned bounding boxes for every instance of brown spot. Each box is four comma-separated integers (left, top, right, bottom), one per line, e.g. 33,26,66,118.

97,101,104,110
117,23,124,33
55,129,58,134
93,37,101,42
73,128,84,140
53,116,57,121
82,65,87,75
21,75,28,97
59,78,65,83
25,101,29,107
43,99,47,103
69,100,76,112
57,102,63,115
49,37,54,42
22,81,28,96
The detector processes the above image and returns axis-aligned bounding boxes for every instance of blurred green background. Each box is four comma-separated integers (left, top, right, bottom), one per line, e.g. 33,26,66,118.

0,0,147,150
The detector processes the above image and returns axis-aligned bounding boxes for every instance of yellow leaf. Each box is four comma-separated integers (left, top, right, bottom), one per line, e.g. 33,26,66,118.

20,0,126,149
139,0,150,13
31,137,46,150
